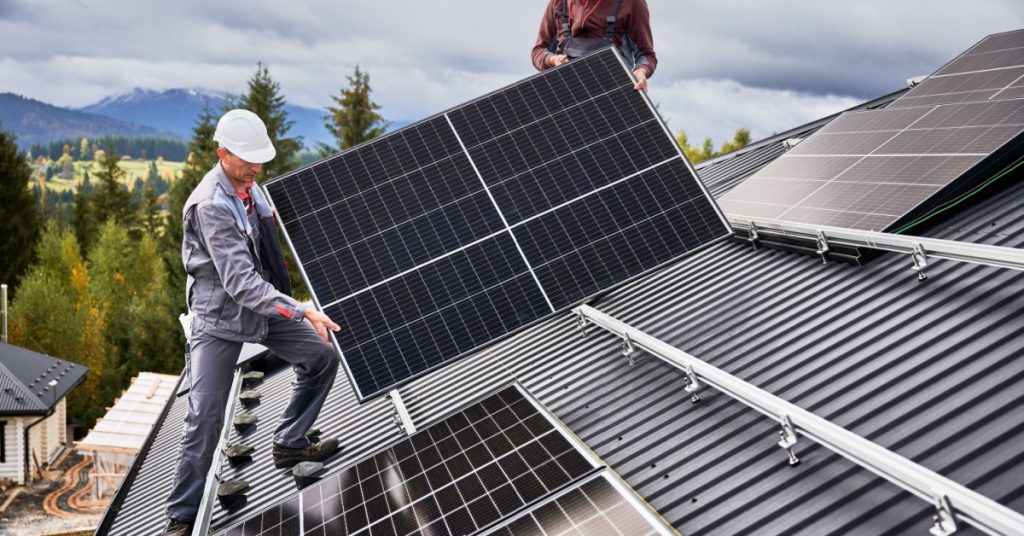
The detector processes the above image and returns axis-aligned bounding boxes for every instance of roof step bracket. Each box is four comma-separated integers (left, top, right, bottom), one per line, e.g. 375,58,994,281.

683,364,701,403
930,492,958,536
777,414,800,466
389,388,417,436
815,231,830,264
911,243,929,282
621,334,636,366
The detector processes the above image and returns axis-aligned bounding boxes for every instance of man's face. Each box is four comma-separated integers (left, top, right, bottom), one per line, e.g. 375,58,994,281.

217,147,262,186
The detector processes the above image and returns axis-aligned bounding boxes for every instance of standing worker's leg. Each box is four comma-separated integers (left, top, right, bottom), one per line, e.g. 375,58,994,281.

165,330,242,523
261,316,340,457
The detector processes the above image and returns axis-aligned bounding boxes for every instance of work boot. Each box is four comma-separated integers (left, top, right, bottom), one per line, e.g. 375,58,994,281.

162,518,192,536
272,437,341,468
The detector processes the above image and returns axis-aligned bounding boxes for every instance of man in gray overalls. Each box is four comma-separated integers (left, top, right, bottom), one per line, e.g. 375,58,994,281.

163,109,342,535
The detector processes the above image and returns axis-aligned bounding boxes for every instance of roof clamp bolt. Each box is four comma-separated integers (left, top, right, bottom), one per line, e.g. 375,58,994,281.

777,415,800,466
392,408,406,434
575,312,589,338
620,334,635,366
683,364,701,404
911,243,929,282
749,221,760,250
929,492,958,536
815,231,830,264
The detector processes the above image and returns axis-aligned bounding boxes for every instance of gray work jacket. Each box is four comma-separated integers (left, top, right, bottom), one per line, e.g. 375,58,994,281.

182,164,305,342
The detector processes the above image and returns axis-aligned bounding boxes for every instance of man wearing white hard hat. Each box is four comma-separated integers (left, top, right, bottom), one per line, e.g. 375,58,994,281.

163,109,342,535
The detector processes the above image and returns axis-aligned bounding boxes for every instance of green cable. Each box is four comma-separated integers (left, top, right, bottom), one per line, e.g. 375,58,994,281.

893,156,1024,234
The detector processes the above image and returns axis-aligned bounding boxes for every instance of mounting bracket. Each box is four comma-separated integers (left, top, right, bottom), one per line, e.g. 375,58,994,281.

815,231,830,264
912,243,929,281
621,334,636,365
777,414,800,466
683,364,701,403
929,492,958,536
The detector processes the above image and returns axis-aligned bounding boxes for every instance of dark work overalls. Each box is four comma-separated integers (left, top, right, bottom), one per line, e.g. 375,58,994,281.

556,0,636,65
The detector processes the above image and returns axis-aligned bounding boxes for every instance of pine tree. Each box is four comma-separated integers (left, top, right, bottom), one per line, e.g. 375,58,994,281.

163,106,218,310
0,125,43,293
320,65,389,156
71,179,100,254
237,62,302,181
91,143,138,233
10,223,108,425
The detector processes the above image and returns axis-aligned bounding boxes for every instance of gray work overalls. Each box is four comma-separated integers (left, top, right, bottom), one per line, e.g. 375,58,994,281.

165,164,339,523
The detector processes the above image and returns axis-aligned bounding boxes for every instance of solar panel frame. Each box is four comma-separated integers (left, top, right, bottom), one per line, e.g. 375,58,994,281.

266,46,731,401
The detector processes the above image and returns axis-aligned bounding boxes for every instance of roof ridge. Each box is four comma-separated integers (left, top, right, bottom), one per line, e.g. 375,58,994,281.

0,354,48,411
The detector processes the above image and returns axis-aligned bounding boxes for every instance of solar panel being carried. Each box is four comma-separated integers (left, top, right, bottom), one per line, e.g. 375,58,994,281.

214,384,674,536
718,29,1024,232
265,47,729,401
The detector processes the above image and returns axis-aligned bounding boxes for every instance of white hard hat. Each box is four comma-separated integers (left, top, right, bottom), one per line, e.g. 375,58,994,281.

214,109,276,164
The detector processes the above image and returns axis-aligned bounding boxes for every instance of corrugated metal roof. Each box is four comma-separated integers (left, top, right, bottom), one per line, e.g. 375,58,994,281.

0,341,88,414
100,89,1024,535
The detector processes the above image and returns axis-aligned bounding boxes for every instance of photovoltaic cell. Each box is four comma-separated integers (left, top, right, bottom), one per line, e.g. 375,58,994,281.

719,30,1024,232
214,385,602,536
482,472,673,536
266,47,728,400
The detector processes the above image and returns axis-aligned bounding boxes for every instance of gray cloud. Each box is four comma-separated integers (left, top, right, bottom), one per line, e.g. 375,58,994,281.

1,0,1021,143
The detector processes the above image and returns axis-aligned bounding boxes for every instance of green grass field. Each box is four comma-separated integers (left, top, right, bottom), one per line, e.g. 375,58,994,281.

34,159,185,193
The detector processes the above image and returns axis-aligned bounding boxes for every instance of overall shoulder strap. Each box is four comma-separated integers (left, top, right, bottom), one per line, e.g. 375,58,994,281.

557,0,571,54
605,0,625,38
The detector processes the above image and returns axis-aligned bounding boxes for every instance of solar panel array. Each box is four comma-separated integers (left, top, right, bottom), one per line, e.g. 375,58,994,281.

215,385,673,536
718,29,1024,232
266,47,728,400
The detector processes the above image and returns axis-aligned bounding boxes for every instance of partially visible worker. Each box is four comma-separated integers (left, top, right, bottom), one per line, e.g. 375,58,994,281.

532,0,658,91
163,109,342,536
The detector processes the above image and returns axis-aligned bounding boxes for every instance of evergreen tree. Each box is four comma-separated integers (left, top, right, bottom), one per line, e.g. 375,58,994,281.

163,106,218,309
676,126,752,164
71,177,99,253
91,143,138,233
320,65,389,156
237,62,302,181
90,222,179,389
0,125,43,293
10,223,108,425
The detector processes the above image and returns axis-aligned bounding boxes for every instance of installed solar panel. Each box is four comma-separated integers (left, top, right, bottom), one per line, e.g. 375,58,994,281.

482,472,673,536
891,29,1024,109
719,30,1024,232
266,47,729,400
214,385,605,536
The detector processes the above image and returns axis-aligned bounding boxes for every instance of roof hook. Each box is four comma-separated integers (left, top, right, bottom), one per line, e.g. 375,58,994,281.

777,414,800,466
929,492,958,536
575,311,589,338
683,364,701,403
911,243,929,282
749,221,761,250
621,334,636,366
815,231,830,264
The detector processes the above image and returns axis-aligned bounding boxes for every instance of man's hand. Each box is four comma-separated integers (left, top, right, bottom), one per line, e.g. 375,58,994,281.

304,309,341,343
546,54,569,68
633,68,649,92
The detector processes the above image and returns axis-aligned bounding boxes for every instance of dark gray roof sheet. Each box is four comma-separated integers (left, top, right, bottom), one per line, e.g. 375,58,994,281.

0,342,88,414
100,89,1024,535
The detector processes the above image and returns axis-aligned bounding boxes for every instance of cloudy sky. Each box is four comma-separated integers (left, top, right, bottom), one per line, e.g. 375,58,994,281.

1,0,1022,143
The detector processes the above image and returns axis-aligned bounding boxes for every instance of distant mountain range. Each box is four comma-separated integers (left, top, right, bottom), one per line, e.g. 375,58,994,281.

0,93,173,149
1,88,408,153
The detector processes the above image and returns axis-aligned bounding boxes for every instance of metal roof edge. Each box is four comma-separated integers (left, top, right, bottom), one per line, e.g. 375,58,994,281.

0,357,47,413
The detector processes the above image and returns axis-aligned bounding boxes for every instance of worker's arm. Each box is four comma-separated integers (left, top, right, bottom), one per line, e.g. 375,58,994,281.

531,0,564,71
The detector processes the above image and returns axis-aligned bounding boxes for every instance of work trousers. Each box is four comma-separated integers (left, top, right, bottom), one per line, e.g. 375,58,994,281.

165,316,339,522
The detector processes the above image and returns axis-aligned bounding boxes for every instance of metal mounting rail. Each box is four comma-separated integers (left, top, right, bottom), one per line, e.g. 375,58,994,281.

573,304,1024,536
730,218,1024,274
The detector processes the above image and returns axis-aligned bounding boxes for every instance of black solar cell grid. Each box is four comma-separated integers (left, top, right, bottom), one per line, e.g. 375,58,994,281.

266,47,728,400
215,385,600,536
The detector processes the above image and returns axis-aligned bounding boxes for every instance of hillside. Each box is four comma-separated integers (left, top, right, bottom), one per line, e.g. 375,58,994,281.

79,88,335,149
0,93,174,149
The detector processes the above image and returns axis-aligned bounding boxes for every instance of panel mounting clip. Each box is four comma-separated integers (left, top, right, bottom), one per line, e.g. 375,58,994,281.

929,492,958,536
777,414,800,466
911,243,929,282
389,389,417,436
683,364,701,403
815,231,830,264
621,334,636,366
749,221,761,250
